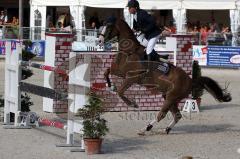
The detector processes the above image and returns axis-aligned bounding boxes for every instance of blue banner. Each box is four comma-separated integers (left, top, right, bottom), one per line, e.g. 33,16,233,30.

0,40,19,55
0,40,45,57
0,40,6,55
207,46,240,68
28,40,45,57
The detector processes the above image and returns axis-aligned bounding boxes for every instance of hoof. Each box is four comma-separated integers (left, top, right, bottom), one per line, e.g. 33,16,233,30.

165,127,172,134
129,103,139,108
111,85,117,92
146,124,153,131
133,104,139,108
105,83,111,88
137,131,146,136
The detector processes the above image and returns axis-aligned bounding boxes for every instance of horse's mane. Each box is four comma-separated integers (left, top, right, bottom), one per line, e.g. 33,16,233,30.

117,19,142,46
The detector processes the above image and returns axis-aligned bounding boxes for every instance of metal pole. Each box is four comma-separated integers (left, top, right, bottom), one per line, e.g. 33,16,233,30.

19,0,23,39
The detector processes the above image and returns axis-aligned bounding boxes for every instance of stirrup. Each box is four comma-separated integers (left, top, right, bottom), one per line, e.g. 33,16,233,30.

159,58,168,63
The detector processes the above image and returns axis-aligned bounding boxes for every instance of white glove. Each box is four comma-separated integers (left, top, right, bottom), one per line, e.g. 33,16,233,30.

98,35,104,46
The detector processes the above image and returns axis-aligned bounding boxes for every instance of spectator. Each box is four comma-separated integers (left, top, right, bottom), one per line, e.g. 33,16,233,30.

57,13,66,27
89,12,100,29
57,21,65,32
200,25,209,45
11,16,19,26
222,26,232,46
48,21,56,32
190,26,199,36
57,21,63,28
0,10,8,24
46,13,52,28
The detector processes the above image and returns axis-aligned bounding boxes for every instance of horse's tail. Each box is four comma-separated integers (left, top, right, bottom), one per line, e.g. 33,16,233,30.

194,76,232,102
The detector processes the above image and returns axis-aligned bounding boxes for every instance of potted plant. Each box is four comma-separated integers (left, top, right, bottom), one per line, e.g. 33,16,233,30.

192,60,204,108
76,92,109,155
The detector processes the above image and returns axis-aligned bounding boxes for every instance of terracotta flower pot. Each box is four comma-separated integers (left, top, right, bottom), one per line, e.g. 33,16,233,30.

84,138,103,155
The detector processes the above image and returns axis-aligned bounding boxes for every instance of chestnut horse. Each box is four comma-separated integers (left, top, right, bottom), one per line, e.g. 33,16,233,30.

101,18,232,134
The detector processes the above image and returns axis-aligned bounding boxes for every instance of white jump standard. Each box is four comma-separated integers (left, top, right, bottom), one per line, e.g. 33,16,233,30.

3,41,86,152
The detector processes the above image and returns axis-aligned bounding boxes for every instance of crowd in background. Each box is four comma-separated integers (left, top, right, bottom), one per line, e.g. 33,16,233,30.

186,21,232,45
46,12,72,32
160,21,232,46
0,7,235,46
0,9,20,38
0,10,19,26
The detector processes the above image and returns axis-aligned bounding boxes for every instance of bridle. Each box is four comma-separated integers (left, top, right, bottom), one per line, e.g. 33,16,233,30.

101,22,120,44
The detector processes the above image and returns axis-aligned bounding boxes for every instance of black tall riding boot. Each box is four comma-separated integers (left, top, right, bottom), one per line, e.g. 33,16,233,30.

147,54,152,71
151,49,169,61
150,50,160,61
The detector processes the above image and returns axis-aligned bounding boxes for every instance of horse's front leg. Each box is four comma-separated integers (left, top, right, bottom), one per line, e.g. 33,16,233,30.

117,77,139,108
104,68,111,87
104,64,124,91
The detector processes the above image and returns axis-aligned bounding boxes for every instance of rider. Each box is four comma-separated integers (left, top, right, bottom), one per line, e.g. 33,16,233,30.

127,0,162,62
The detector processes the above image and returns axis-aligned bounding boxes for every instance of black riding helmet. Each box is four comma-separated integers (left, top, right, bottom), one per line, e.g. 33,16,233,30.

127,0,140,9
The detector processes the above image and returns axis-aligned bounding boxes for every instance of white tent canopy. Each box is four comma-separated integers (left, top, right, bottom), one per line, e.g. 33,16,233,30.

30,0,240,10
182,0,238,10
30,0,240,43
79,0,180,9
30,0,80,6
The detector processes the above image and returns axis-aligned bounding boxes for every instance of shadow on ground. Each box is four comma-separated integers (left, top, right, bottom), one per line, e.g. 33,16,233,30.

200,104,239,111
171,124,239,134
102,136,154,154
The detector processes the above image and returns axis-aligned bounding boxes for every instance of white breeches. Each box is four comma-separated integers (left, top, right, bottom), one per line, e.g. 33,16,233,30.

136,32,160,55
146,34,160,55
136,32,148,47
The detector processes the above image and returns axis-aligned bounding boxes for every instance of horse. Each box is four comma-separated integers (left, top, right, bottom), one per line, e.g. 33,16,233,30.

100,18,232,135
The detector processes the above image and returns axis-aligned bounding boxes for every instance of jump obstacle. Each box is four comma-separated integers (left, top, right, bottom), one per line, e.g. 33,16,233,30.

4,41,87,151
21,61,68,77
3,34,195,152
15,111,67,130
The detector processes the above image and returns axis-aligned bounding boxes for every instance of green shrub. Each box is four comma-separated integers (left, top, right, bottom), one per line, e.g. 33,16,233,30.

76,92,109,139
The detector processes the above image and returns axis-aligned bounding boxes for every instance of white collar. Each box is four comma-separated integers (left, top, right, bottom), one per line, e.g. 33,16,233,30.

133,13,137,21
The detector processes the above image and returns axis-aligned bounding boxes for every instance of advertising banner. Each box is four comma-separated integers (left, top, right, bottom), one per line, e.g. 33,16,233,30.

29,40,45,57
207,46,240,68
0,40,6,55
0,40,19,55
192,45,208,66
0,40,45,57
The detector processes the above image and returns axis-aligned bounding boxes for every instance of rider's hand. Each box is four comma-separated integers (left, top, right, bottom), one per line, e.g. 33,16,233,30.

132,29,137,33
98,35,104,46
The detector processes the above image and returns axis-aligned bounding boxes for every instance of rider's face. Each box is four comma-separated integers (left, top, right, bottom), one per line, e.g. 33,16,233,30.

128,7,137,14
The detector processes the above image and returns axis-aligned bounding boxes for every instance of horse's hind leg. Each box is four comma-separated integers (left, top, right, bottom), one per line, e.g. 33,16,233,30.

165,104,182,134
138,100,170,135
